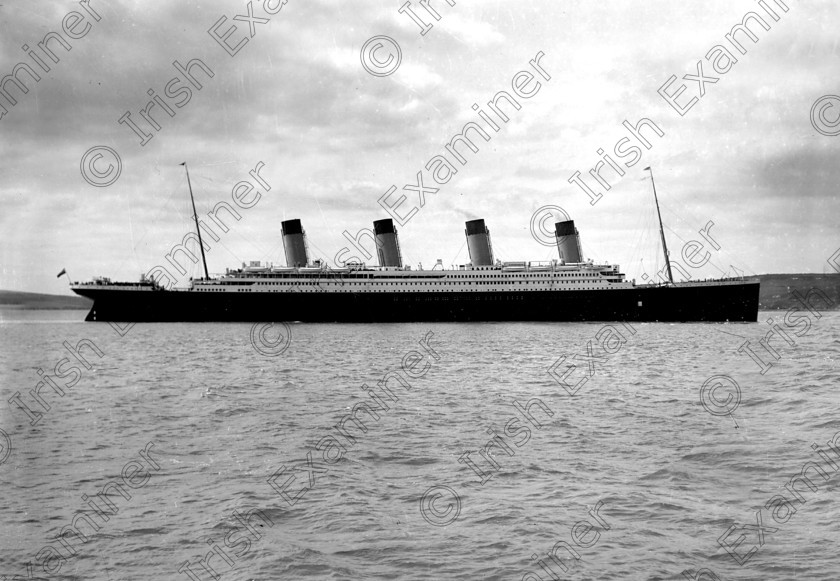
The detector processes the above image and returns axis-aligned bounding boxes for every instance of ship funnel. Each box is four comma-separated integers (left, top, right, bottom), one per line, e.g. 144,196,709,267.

555,220,582,263
373,218,403,267
465,219,494,266
281,219,309,267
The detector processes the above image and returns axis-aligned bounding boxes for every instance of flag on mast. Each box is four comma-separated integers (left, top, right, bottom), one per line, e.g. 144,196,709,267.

57,268,67,278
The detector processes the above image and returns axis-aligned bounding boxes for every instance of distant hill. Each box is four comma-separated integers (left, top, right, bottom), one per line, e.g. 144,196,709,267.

0,273,837,311
0,290,92,310
756,273,839,311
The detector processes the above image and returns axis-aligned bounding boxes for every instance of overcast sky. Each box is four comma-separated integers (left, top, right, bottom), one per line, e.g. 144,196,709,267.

1,0,838,295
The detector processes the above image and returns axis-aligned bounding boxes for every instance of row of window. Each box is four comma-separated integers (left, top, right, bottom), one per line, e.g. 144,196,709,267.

199,279,613,290
447,272,600,278
197,286,623,293
226,271,606,282
240,279,605,286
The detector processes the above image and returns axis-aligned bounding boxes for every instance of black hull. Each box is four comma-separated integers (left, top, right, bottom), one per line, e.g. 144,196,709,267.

74,282,760,323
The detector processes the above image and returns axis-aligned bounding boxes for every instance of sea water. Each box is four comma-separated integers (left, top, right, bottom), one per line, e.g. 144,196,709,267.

0,309,838,580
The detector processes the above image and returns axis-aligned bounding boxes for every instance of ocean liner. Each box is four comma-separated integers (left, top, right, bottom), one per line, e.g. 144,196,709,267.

71,169,760,323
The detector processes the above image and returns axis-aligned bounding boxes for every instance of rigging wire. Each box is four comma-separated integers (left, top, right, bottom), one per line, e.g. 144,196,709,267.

450,239,467,268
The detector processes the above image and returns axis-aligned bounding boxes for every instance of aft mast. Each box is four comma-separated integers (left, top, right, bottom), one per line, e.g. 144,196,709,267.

180,162,210,280
644,166,674,285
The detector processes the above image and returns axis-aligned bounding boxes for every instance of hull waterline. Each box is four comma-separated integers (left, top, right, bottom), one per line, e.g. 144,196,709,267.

73,281,760,323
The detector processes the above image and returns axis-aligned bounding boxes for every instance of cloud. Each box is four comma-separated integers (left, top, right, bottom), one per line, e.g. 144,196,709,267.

1,0,838,294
